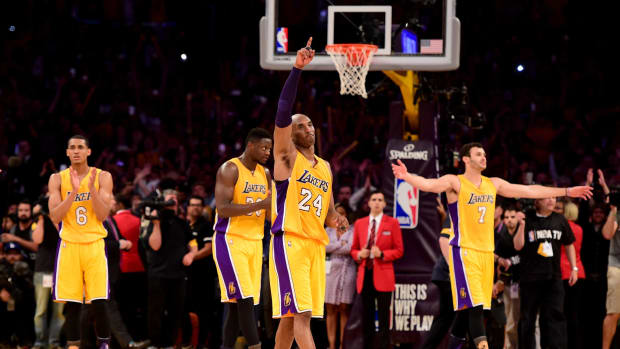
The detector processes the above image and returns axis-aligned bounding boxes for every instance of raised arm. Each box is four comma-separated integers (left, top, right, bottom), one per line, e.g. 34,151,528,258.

492,177,592,200
392,159,459,194
49,173,76,225
273,37,315,181
214,162,269,218
89,169,114,222
602,205,618,240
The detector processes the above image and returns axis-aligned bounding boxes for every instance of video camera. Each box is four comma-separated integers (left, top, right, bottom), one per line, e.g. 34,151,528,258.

136,190,176,220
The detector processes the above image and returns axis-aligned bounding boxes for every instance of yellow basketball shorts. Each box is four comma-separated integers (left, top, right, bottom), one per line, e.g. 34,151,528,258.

269,232,326,318
213,232,263,305
53,239,109,303
448,245,493,310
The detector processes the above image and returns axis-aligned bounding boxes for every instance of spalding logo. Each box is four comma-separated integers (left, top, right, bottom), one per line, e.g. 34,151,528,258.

403,144,415,152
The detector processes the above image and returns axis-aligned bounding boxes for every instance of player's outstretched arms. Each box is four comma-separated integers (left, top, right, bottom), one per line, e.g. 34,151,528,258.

392,159,458,194
491,177,593,200
215,162,270,218
273,37,315,180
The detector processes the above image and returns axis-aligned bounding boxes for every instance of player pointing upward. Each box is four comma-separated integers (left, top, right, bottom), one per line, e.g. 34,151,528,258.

392,142,592,349
270,37,349,349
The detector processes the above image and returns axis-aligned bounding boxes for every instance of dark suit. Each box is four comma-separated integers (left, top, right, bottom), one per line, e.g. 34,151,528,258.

351,214,404,349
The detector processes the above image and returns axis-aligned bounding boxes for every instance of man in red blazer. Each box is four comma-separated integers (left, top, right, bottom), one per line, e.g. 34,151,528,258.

351,190,404,349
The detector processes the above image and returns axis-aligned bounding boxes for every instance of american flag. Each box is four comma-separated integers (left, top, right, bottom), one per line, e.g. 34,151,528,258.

420,39,443,54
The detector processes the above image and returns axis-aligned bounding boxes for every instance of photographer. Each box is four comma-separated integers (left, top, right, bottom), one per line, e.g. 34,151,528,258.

2,200,38,267
144,189,197,348
31,197,65,349
601,190,620,349
0,242,35,347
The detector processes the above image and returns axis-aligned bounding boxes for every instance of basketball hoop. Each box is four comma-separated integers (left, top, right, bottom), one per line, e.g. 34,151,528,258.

325,44,378,99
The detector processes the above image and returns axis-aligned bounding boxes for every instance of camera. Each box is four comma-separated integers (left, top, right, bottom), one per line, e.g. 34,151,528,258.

136,190,176,220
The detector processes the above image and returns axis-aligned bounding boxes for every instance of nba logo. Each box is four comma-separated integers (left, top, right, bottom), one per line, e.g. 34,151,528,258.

394,178,419,229
276,27,288,53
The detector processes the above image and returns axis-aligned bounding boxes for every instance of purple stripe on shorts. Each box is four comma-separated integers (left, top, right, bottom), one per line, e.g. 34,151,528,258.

272,232,298,315
52,236,62,301
271,180,290,234
214,232,242,300
451,246,473,310
214,216,230,233
448,202,460,246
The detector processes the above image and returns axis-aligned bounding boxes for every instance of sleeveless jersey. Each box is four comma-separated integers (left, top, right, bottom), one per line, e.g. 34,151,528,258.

448,175,497,252
271,151,332,245
214,158,269,240
59,167,107,243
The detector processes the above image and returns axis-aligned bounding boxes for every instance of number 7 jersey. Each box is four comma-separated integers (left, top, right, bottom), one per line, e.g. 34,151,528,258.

59,167,107,243
448,175,497,252
271,151,332,245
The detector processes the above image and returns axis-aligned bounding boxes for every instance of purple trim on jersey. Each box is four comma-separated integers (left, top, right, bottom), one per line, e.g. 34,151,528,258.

271,180,290,234
272,232,299,315
214,216,230,233
214,232,242,300
448,202,460,246
451,246,473,310
51,237,62,301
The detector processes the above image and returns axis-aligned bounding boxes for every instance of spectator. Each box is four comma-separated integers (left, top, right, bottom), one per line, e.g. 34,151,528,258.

31,197,64,349
144,189,197,348
336,186,353,214
115,193,148,342
514,196,577,349
184,195,218,349
602,201,619,349
580,169,612,348
2,200,38,266
558,201,586,349
351,191,404,349
421,199,455,349
325,203,356,349
494,205,523,349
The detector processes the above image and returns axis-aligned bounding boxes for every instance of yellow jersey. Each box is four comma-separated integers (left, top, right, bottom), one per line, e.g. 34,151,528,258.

59,167,107,243
271,151,332,245
448,175,496,252
213,158,269,240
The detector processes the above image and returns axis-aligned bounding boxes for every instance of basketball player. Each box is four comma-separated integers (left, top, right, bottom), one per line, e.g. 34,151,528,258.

213,128,273,349
392,142,592,349
270,37,349,349
48,135,113,349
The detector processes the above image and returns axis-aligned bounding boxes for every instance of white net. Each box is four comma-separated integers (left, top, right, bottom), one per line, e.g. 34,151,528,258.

326,44,378,99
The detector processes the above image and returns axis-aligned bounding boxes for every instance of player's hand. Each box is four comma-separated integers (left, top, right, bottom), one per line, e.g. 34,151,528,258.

87,168,97,191
567,186,593,200
182,252,194,266
391,160,409,180
436,197,446,223
332,213,349,233
261,192,271,210
569,269,578,286
294,37,315,69
371,245,382,258
359,248,370,259
492,281,504,299
70,168,81,193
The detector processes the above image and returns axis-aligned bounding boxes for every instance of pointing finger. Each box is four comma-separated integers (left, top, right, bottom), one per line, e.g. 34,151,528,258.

305,37,313,49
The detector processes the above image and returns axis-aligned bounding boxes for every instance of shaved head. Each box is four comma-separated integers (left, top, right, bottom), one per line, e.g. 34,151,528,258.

291,113,315,149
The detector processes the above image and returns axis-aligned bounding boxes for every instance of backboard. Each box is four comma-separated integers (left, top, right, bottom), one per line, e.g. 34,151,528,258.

260,0,460,71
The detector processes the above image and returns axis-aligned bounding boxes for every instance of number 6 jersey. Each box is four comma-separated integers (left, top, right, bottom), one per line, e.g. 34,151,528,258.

448,175,497,252
213,158,269,240
271,151,332,245
59,167,107,243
